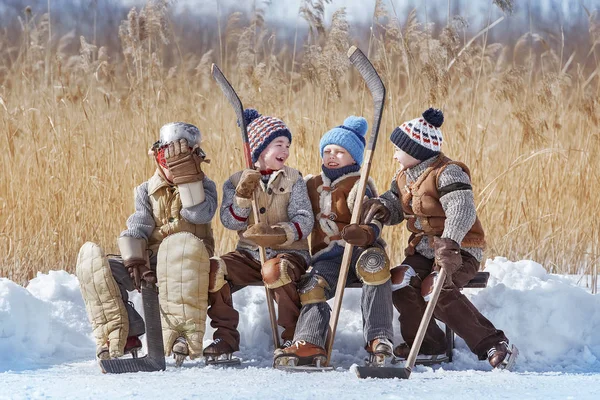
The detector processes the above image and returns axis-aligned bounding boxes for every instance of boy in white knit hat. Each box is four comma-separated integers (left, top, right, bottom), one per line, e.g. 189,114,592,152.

204,109,314,363
361,108,516,369
76,122,218,368
275,116,394,368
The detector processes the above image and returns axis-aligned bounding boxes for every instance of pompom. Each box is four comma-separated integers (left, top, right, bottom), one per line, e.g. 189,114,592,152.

342,116,368,137
243,108,261,126
422,108,444,128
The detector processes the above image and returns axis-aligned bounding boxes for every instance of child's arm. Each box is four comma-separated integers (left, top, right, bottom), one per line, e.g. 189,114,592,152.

120,182,156,240
377,179,404,226
180,176,218,224
272,176,314,246
438,164,477,244
220,176,252,231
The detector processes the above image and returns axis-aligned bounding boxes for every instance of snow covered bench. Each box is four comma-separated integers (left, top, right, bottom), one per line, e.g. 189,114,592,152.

238,271,490,362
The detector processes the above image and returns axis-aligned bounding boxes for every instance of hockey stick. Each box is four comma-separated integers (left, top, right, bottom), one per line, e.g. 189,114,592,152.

326,46,386,365
100,281,166,373
211,63,281,350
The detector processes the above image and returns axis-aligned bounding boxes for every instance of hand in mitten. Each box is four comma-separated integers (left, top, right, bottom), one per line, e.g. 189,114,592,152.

341,224,376,247
235,169,262,199
243,222,287,247
360,198,391,224
124,258,156,291
433,237,462,284
164,138,206,185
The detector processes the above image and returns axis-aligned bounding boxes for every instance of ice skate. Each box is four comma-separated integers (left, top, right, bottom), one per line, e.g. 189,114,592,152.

390,342,449,365
171,337,189,367
203,338,241,366
96,336,143,361
274,340,332,372
365,338,393,367
487,341,518,371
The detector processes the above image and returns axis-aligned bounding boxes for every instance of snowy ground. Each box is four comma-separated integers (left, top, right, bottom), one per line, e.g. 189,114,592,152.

2,257,600,399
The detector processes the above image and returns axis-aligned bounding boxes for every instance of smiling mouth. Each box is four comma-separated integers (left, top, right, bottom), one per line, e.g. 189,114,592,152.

276,156,285,162
327,162,339,167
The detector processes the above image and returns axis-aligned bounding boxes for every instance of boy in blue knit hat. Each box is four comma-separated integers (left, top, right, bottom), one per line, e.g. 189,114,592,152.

361,108,515,369
204,109,314,363
274,116,394,367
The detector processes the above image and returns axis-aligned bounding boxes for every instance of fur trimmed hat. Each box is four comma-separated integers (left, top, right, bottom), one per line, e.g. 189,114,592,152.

319,116,368,166
390,108,444,161
243,109,292,163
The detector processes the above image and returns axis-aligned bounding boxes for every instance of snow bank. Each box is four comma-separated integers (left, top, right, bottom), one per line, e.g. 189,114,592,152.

1,258,600,373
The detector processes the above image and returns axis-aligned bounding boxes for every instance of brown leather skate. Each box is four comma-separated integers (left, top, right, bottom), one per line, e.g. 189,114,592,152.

366,338,393,356
487,341,510,368
392,342,449,365
96,336,142,360
274,340,327,367
203,338,235,358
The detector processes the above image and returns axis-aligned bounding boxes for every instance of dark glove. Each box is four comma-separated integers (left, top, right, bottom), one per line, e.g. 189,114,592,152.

235,169,262,199
341,224,376,247
124,258,156,291
164,139,206,185
433,237,462,284
360,198,391,224
243,222,287,247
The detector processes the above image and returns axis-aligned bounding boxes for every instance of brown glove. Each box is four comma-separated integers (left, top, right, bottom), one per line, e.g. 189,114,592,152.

360,198,391,224
341,224,376,247
243,222,287,247
433,237,462,284
124,258,156,291
164,138,206,185
235,169,262,199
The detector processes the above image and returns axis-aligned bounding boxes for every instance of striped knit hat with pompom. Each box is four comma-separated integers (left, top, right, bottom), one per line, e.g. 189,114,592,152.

390,108,444,161
243,109,292,163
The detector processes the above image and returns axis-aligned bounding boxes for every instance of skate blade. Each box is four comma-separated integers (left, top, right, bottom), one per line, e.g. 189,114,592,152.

391,354,450,366
365,353,392,368
205,355,241,367
173,353,187,367
275,365,334,373
496,345,519,371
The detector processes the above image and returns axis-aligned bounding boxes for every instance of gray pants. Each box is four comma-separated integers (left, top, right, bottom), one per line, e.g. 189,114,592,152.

106,256,156,338
293,248,393,348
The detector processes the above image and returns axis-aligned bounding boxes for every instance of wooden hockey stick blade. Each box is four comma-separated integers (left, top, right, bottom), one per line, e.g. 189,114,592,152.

355,366,411,379
100,283,166,373
347,46,385,150
211,64,247,142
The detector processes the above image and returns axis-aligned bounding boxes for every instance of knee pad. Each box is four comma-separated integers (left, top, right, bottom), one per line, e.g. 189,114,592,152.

208,257,228,293
76,242,129,358
390,264,417,292
298,274,330,306
156,232,210,359
355,247,391,285
421,272,438,302
261,255,293,289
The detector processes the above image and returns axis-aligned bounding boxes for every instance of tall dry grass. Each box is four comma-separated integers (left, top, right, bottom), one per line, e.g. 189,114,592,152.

0,1,599,290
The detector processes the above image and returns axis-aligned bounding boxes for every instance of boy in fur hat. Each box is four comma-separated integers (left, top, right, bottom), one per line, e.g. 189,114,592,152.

76,122,217,367
275,116,394,367
204,109,314,362
361,108,516,368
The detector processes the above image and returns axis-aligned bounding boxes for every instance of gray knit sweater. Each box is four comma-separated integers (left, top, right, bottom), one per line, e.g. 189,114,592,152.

220,171,314,265
380,155,483,261
120,176,218,240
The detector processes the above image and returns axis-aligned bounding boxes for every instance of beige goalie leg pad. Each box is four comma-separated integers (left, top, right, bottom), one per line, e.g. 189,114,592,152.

157,232,210,359
355,247,391,285
299,275,330,306
208,257,228,293
75,242,129,358
261,255,293,289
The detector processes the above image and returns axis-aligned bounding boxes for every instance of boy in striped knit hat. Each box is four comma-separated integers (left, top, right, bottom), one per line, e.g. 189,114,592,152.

275,116,394,368
361,108,516,369
204,109,314,363
76,122,218,367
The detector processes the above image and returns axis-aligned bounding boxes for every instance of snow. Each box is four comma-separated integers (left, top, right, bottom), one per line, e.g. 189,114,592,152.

2,257,600,399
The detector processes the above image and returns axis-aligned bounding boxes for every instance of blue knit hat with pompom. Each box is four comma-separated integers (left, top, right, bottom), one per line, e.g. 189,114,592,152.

319,116,368,166
242,108,292,163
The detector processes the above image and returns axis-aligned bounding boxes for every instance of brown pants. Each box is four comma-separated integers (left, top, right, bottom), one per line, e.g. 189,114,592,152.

207,250,307,351
393,252,506,359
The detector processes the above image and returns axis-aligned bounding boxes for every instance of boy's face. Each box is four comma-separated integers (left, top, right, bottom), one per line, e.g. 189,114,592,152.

393,146,420,170
258,136,290,170
322,144,356,169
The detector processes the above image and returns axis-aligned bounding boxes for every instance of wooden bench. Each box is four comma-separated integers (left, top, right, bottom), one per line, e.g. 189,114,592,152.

238,271,491,362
